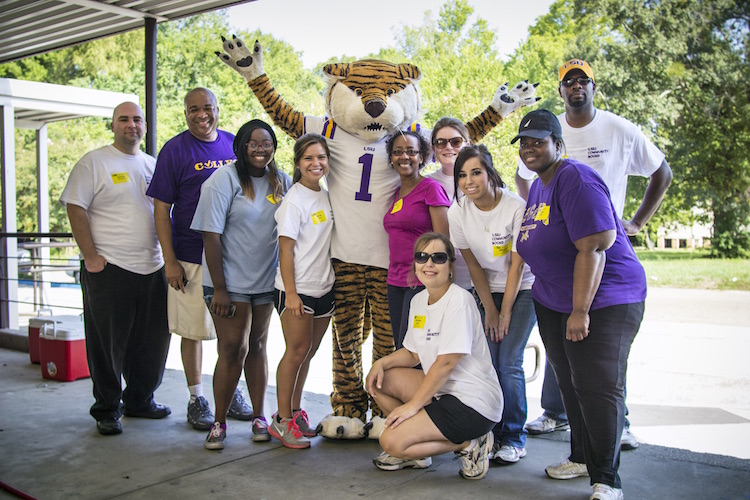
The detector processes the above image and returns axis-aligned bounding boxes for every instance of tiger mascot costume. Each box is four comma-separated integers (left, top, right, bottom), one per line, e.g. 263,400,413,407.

217,35,537,439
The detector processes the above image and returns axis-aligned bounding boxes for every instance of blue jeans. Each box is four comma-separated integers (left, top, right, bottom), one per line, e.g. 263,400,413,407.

476,289,537,449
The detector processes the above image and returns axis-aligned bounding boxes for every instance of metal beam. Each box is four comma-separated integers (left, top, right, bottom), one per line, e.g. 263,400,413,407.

60,0,168,22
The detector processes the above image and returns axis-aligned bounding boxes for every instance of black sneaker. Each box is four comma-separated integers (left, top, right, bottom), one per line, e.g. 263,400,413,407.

97,418,122,435
187,396,214,430
227,388,253,421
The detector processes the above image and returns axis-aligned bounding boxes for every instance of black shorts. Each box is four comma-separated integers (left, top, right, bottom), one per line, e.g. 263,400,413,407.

424,394,496,444
274,288,335,318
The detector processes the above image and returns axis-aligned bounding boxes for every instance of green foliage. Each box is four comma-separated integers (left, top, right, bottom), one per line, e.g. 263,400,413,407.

3,1,749,259
0,10,324,233
575,0,750,258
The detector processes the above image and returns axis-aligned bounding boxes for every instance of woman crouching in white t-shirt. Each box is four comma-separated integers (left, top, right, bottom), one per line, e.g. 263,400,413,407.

365,232,503,480
269,134,335,449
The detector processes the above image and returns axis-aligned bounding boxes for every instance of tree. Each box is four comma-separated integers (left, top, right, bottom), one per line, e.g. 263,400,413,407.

0,10,323,234
577,0,750,257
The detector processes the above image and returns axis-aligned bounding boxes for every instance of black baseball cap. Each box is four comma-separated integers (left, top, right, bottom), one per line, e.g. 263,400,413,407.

510,109,562,144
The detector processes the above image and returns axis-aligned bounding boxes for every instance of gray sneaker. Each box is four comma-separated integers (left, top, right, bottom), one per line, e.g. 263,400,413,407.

227,388,253,421
187,396,214,431
268,414,310,449
251,416,271,442
293,409,317,438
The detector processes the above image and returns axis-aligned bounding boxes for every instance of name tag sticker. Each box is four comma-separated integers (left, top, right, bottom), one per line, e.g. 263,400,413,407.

535,205,550,224
391,198,403,214
266,193,277,205
412,315,426,329
492,241,511,257
111,172,130,184
311,210,327,225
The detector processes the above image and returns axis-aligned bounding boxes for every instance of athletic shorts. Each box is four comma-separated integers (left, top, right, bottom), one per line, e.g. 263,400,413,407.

424,394,497,444
274,288,335,318
202,286,275,306
168,261,216,341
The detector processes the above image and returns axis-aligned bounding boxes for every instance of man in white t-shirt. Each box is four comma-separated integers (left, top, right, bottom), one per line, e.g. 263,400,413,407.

515,59,672,453
60,102,171,436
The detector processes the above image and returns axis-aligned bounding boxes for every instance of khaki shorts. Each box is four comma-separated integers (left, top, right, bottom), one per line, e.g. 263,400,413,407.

167,261,216,341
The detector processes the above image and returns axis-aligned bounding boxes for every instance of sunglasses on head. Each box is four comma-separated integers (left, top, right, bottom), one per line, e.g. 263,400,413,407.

414,251,450,264
561,76,593,87
434,137,465,149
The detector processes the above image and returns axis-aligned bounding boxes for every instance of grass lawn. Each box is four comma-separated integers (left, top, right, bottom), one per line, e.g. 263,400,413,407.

635,248,750,290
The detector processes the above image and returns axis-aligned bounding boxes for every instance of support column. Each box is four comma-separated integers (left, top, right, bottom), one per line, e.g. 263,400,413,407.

37,124,51,308
144,17,157,157
1,104,18,330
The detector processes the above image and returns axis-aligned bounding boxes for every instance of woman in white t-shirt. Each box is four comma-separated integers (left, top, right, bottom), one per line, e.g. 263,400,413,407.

365,232,502,481
448,144,536,465
268,134,335,449
427,117,473,290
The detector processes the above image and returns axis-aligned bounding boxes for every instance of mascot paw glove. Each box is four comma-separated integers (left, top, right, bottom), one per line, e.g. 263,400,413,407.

216,35,264,83
491,80,541,118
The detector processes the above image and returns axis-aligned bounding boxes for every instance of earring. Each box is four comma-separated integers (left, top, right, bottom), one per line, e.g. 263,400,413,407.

449,272,454,280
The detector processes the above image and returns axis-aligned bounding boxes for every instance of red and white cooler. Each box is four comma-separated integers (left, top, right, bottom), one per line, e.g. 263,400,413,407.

28,312,82,364
39,322,90,382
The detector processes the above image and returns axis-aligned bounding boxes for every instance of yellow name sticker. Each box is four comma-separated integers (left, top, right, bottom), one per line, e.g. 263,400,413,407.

412,315,426,329
311,210,327,225
391,198,403,214
110,172,130,184
535,205,550,225
492,241,512,257
266,193,277,205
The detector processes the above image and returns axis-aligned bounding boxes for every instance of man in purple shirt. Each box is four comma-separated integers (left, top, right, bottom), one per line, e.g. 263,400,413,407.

147,88,252,430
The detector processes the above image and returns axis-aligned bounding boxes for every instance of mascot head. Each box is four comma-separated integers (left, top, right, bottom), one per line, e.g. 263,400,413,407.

322,60,422,142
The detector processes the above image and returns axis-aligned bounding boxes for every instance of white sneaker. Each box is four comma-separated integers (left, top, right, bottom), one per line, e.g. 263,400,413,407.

494,444,527,464
373,451,432,471
545,458,589,480
621,427,639,450
457,431,493,480
525,413,570,435
590,483,624,500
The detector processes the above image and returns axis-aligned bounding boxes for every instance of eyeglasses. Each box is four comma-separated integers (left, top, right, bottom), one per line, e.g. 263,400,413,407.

414,251,450,264
247,141,274,151
434,137,465,149
561,77,593,87
392,149,420,157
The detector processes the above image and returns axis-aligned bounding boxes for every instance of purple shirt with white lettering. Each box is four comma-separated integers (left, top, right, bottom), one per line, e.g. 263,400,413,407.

516,159,646,313
146,130,235,264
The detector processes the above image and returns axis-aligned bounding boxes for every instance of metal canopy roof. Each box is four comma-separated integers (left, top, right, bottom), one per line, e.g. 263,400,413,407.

0,77,138,129
0,0,253,64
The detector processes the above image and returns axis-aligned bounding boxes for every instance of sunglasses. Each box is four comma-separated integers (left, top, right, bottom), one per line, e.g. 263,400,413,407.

414,251,450,264
434,137,465,149
560,77,593,87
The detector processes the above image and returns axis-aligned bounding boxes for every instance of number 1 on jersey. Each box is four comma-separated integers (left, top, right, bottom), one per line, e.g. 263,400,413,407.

355,153,373,202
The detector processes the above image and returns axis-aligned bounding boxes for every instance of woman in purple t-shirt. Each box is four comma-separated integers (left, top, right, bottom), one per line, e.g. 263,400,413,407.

383,130,450,349
513,109,646,500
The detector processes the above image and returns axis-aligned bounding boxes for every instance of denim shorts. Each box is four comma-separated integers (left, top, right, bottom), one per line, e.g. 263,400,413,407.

203,286,274,306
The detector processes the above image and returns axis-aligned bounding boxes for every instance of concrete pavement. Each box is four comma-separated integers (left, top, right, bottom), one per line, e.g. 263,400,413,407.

1,347,749,499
